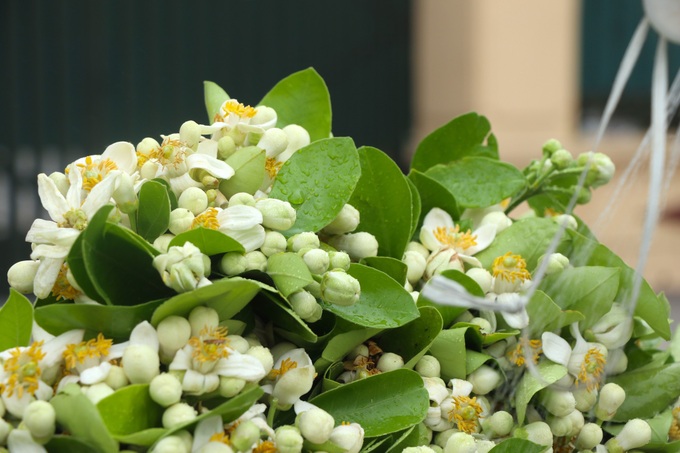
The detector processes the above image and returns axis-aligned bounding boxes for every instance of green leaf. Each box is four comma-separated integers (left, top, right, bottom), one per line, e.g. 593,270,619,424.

476,217,566,272
325,264,419,328
315,321,382,374
378,306,443,369
411,112,498,172
51,384,119,453
539,266,619,330
169,227,245,256
406,176,422,241
466,350,494,374
514,361,568,425
136,180,170,243
267,252,314,297
425,157,526,209
0,289,33,350
45,435,104,453
489,438,546,453
204,80,229,122
418,270,483,328
112,429,167,448
269,137,361,236
310,369,429,438
151,277,263,326
258,67,331,142
97,384,163,442
35,299,163,342
67,232,105,303
220,145,267,198
428,327,469,380
525,290,585,338
348,146,413,259
253,292,320,344
609,363,680,422
361,256,408,286
408,169,461,222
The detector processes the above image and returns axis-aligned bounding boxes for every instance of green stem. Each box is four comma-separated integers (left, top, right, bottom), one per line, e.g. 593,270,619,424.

267,398,278,427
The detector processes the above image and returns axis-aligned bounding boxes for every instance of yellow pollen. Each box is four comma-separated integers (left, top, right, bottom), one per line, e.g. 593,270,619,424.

448,395,484,434
77,156,118,191
268,358,298,379
433,225,478,251
341,421,352,426
544,207,561,217
0,341,46,399
59,208,88,230
670,408,680,440
223,101,257,119
136,150,150,168
208,431,232,445
192,207,220,230
189,326,230,363
150,138,187,169
63,333,113,370
51,263,81,301
500,198,511,208
253,441,277,453
492,252,531,283
576,347,606,392
507,339,543,367
265,157,284,179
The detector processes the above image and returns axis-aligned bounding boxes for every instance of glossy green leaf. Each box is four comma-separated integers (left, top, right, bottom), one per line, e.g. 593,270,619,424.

428,327,469,380
136,180,170,243
514,361,568,424
51,384,119,453
411,112,498,171
97,384,163,441
539,266,619,330
112,429,167,448
204,80,229,122
476,217,566,272
408,169,461,222
489,438,546,453
151,277,263,326
169,227,245,256
325,264,419,328
220,145,267,198
361,256,408,285
267,252,314,297
349,146,412,259
269,137,361,236
253,292,320,344
525,290,585,338
378,306,443,369
310,369,429,437
258,67,331,142
466,350,494,374
609,363,680,422
425,157,525,209
385,425,421,452
45,435,103,453
406,176,422,240
0,289,33,350
35,299,163,342
418,270,483,328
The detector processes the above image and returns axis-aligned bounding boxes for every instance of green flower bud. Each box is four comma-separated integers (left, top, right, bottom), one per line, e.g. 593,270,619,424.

323,204,361,235
403,250,427,285
162,403,197,429
550,148,573,170
178,187,209,215
469,317,493,334
261,231,288,257
137,137,161,157
540,388,576,417
328,423,364,453
258,128,289,158
289,290,321,321
244,250,268,272
150,373,183,407
320,269,361,306
328,250,351,271
84,382,115,404
542,139,563,156
586,303,633,350
377,352,404,372
220,252,247,276
444,431,476,453
48,171,69,197
188,306,219,336
467,365,502,395
287,232,320,252
537,252,570,275
480,211,513,233
347,344,369,361
23,400,55,441
605,419,651,452
113,172,138,214
7,260,39,294
578,151,615,188
228,192,256,207
596,383,626,421
300,248,330,275
415,355,441,378
275,425,304,453
217,135,237,160
574,423,603,450
573,386,598,412
305,280,322,298
179,120,201,148
105,365,129,390
328,232,379,261
564,409,584,438
256,198,296,231
546,413,572,437
403,447,437,453
406,241,430,259
153,243,211,293
151,434,190,453
168,208,195,235
481,410,514,438
219,376,247,398
297,407,335,444
230,420,261,451
157,315,192,363
514,421,552,448
576,187,592,204
123,345,160,384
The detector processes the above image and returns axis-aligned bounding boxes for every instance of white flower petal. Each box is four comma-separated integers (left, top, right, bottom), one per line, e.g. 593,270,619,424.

192,415,223,452
466,223,497,255
8,429,47,453
221,225,265,253
501,308,529,329
66,162,85,208
81,172,119,218
80,362,112,385
449,378,473,397
2,391,33,418
541,332,572,367
26,219,79,246
186,153,234,180
168,347,193,371
32,256,66,299
102,141,137,174
218,205,263,230
37,174,70,223
423,208,455,231
129,321,159,352
196,139,219,158
215,353,266,381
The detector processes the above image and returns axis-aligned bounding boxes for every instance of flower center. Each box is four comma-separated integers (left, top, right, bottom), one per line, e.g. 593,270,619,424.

150,138,188,169
208,431,232,445
60,208,88,230
253,441,277,453
577,347,606,392
51,263,81,301
268,358,298,379
507,338,543,367
433,225,477,251
77,156,118,191
63,333,113,371
492,252,531,283
192,207,220,230
0,341,46,398
222,100,257,119
188,326,230,364
448,395,483,434
265,157,283,179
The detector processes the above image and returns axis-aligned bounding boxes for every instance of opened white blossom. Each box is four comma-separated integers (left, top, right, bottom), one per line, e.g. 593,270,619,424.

57,332,127,391
262,348,315,407
439,379,486,435
189,205,265,252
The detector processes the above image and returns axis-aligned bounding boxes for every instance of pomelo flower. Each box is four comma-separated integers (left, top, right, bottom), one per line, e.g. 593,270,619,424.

191,205,265,252
210,99,277,139
72,141,138,189
262,348,315,407
57,333,127,391
440,379,486,434
419,208,495,268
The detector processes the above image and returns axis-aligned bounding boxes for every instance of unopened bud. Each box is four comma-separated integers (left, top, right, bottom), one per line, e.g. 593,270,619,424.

578,151,615,188
300,248,329,275
540,388,576,417
157,315,192,363
444,431,476,453
415,355,441,378
328,232,378,261
246,346,274,376
605,418,651,452
151,434,190,453
404,250,427,285
320,269,361,306
123,345,160,384
323,204,361,235
467,365,502,395
153,243,211,293
188,306,219,336
586,303,633,350
480,211,512,233
328,251,351,271
178,187,209,215
542,139,563,156
297,407,335,444
256,198,296,231
220,252,247,276
244,251,268,272
550,148,573,170
228,192,256,207
289,290,321,322
153,234,175,253
482,410,514,438
219,376,247,398
258,128,289,158
7,260,39,294
162,403,197,429
552,214,578,230
596,383,625,421
537,252,570,275
261,231,288,257
465,268,493,294
377,352,404,372
287,232,320,252
514,421,553,448
275,425,304,453
85,382,115,404
23,400,55,441
168,208,195,235
179,120,201,148
217,136,237,160
113,172,138,214
105,365,128,390
49,171,69,197
150,373,183,407
574,423,603,450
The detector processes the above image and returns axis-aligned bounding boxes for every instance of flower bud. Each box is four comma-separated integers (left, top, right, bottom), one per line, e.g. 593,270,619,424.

469,317,492,334
542,139,563,156
404,250,427,285
320,269,361,306
573,386,598,412
585,303,633,350
85,382,115,404
261,231,288,257
105,365,128,390
7,260,39,294
403,447,437,453
415,355,441,378
113,172,138,214
377,352,404,372
552,214,578,230
275,425,304,453
179,120,201,148
328,423,364,453
137,136,161,156
219,376,246,398
49,171,69,197
258,128,289,158
246,346,274,376
406,241,430,259
289,290,320,321
153,234,176,253
537,252,570,275
168,208,195,235
220,252,247,276
150,373,183,407
141,160,161,180
188,306,220,336
328,251,351,271
595,383,625,421
153,243,211,293
162,403,198,429
300,248,329,275
123,345,160,384
550,148,573,170
540,388,576,417
444,431,476,453
605,418,651,452
222,419,258,451
465,268,493,294
227,335,249,354
323,204,361,235
564,409,584,438
467,365,502,395
178,187,209,215
151,434,190,453
297,407,335,444
546,413,572,437
157,316,192,363
481,411,514,438
578,151,615,188
328,232,379,261
228,192,256,207
514,421,553,448
255,198,296,231
576,187,592,204
574,423,603,450
287,232,320,252
217,135,237,160
347,344,369,361
480,211,512,233
23,400,55,441
244,251,268,272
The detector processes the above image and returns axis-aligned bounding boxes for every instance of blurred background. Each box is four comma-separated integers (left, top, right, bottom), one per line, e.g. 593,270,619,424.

1,1,678,313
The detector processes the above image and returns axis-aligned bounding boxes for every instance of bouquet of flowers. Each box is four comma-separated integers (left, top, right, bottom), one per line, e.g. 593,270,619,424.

3,68,679,453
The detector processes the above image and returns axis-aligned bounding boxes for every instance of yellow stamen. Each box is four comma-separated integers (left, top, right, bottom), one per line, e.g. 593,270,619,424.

670,407,680,440
136,150,150,168
223,100,257,119
59,208,88,230
192,207,220,230
492,252,531,283
500,198,511,208
77,156,118,191
252,441,277,453
0,341,46,399
448,395,484,434
208,431,232,445
507,339,543,367
433,225,478,251
576,347,606,392
341,421,352,426
268,357,298,379
149,138,187,169
188,326,230,363
544,207,561,217
51,263,81,301
63,333,113,370
265,157,283,179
